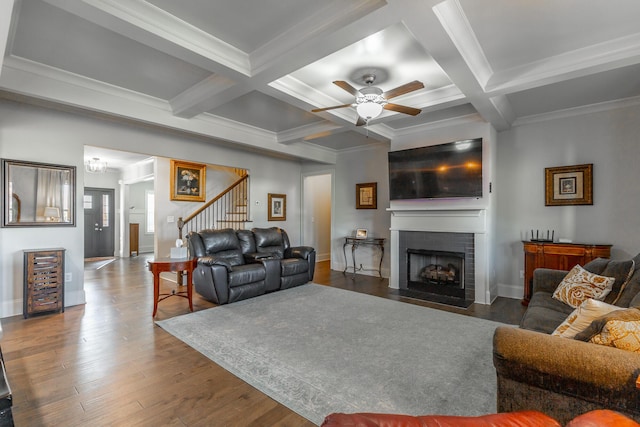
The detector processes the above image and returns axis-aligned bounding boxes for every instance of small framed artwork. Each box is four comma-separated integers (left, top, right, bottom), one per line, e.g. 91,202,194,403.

170,160,206,202
356,182,377,209
355,228,368,239
268,193,286,221
545,164,593,206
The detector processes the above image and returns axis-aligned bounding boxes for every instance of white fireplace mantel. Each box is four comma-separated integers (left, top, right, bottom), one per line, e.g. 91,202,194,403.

388,208,492,304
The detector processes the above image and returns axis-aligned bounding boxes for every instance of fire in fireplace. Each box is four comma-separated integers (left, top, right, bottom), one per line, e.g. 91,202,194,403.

407,249,465,299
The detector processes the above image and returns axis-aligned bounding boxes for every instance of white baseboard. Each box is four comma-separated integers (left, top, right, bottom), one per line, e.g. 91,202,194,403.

497,283,523,300
1,289,85,319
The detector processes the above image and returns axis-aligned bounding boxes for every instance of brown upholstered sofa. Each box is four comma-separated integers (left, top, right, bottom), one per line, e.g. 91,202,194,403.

493,254,640,424
321,409,639,426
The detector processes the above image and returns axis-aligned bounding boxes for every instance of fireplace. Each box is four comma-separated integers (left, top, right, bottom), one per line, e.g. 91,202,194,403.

397,230,475,307
407,249,465,299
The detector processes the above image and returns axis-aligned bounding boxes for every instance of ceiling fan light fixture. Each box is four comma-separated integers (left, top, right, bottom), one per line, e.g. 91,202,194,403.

356,101,384,120
356,87,386,120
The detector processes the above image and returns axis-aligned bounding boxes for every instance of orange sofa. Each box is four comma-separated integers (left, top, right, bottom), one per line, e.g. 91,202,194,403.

321,409,639,427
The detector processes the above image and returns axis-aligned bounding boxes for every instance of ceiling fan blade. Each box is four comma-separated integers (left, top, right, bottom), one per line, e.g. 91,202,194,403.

355,116,367,126
311,103,352,113
382,81,424,100
333,80,359,96
384,103,422,116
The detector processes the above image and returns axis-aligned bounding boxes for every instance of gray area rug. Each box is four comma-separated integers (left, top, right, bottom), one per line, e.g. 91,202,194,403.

156,284,503,425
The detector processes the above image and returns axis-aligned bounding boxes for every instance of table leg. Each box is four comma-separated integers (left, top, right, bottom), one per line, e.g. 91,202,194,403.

342,242,349,274
351,243,357,279
378,244,384,278
186,269,194,312
152,272,160,317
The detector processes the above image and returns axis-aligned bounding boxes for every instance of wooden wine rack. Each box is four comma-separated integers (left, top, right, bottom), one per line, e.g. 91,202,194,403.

23,248,65,318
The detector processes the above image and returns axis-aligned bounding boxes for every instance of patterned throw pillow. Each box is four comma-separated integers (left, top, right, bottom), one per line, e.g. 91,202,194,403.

552,264,615,308
590,319,640,352
552,299,623,338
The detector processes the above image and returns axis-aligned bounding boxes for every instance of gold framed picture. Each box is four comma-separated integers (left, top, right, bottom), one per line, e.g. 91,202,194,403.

170,160,206,202
545,164,593,206
356,182,377,209
268,193,286,221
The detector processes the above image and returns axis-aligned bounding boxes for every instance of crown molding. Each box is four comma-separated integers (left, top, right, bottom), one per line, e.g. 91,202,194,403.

512,94,640,127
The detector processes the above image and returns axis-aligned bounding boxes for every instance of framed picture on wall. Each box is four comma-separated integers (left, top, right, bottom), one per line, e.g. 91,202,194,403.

356,182,377,209
170,160,206,202
545,163,593,206
268,193,286,221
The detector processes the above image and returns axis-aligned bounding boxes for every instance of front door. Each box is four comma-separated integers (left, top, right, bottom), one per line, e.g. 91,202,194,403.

84,187,115,258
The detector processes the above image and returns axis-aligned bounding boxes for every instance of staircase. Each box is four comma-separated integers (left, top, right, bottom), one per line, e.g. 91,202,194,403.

177,173,250,240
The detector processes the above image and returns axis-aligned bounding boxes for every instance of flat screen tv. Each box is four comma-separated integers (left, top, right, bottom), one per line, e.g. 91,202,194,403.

388,138,483,200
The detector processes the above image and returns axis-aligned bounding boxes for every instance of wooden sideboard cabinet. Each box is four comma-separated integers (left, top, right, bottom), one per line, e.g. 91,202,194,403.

522,241,611,305
23,248,65,318
130,223,139,257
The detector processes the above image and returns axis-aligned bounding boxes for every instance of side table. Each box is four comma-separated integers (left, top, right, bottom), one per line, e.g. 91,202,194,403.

343,237,385,279
147,257,197,317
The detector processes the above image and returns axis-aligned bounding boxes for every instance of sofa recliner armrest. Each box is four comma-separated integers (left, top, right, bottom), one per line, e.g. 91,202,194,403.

244,252,279,262
532,268,569,294
198,256,233,272
493,326,640,394
285,246,314,260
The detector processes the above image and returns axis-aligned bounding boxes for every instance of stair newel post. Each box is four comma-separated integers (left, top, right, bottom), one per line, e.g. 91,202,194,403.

177,217,184,285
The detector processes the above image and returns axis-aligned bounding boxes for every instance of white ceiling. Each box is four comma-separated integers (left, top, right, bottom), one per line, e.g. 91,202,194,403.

2,0,640,166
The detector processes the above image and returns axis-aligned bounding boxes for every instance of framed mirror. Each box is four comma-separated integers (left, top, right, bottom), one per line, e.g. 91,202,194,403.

2,158,76,227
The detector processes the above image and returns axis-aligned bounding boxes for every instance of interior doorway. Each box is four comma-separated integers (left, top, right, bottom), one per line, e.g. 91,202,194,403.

84,187,115,258
302,173,332,263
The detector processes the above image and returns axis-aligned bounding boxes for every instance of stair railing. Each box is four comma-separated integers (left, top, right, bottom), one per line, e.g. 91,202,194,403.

177,174,249,240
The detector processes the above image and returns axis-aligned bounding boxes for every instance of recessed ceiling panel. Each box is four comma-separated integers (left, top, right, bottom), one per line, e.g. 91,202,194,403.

507,63,640,118
305,131,384,151
147,0,322,52
291,22,452,108
12,0,212,100
209,91,324,132
461,0,640,71
385,104,479,129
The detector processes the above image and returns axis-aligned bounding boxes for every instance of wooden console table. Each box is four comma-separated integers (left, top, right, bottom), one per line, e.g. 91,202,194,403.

343,237,385,279
147,257,197,317
522,241,611,305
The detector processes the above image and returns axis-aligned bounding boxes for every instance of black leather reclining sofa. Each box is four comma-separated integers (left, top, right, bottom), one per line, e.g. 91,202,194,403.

186,227,316,304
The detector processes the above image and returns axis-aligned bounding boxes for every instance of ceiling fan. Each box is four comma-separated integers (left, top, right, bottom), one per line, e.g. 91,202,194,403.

311,74,424,126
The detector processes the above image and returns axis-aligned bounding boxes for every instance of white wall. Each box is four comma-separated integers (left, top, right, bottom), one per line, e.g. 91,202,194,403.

495,104,640,298
302,174,331,261
0,99,308,317
128,180,154,253
329,143,392,277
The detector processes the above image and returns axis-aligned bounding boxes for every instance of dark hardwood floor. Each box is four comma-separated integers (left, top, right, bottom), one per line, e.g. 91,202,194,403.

1,256,526,426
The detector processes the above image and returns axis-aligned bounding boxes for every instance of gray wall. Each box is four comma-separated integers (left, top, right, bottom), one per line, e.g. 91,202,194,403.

0,99,307,317
495,103,640,298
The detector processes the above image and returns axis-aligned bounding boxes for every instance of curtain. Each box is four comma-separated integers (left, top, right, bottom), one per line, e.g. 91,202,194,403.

36,169,69,221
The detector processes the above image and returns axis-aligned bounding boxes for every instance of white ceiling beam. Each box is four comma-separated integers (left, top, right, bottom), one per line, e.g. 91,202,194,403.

173,0,394,119
170,74,238,118
0,56,337,163
0,0,18,78
394,0,512,130
277,122,346,145
485,32,640,96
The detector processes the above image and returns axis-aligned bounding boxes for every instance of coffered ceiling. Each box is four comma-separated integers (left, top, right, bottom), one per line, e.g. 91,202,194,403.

2,0,640,164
